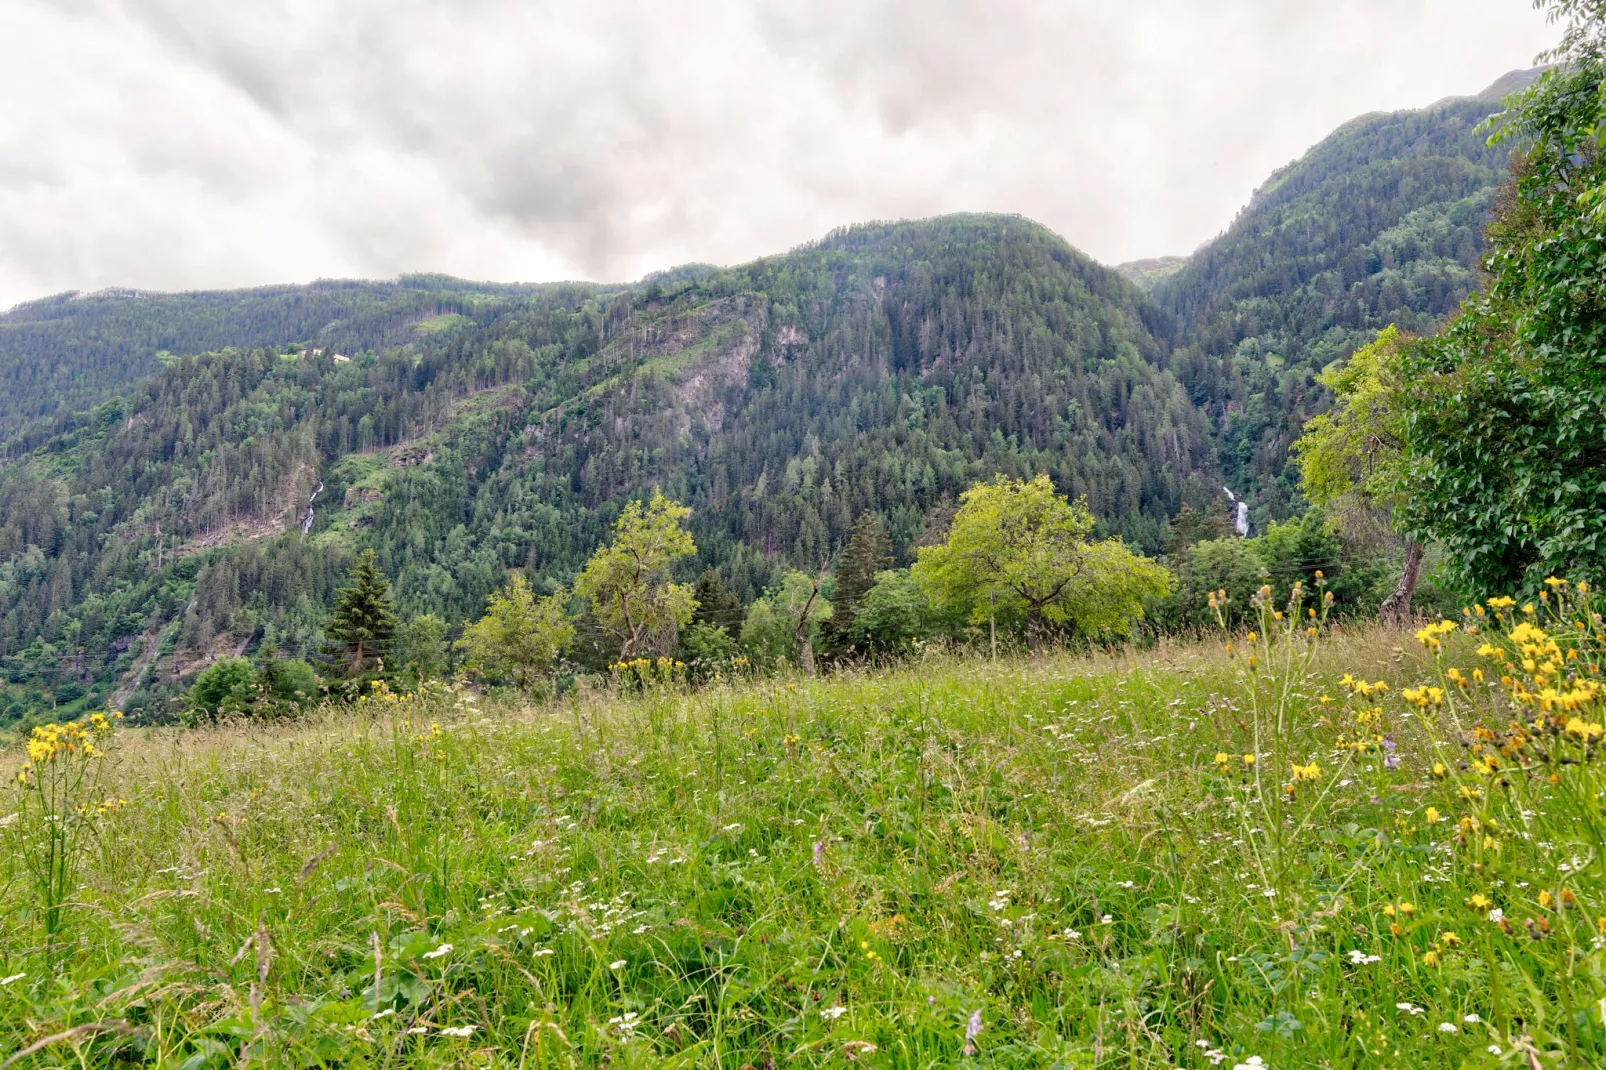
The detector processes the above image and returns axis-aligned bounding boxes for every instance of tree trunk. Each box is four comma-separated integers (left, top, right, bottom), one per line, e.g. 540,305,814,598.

1380,539,1425,624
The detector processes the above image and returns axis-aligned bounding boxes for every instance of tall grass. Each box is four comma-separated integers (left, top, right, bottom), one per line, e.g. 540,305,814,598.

2,604,1604,1067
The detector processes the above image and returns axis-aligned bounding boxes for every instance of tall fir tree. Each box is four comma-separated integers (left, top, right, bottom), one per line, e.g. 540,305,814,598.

690,568,744,635
822,513,893,655
325,550,399,675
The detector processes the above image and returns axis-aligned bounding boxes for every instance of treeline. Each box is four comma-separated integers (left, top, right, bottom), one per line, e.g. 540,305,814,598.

0,215,1234,722
0,276,571,434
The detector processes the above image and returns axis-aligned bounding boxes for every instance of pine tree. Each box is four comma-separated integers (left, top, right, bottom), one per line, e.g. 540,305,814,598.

822,513,892,655
690,568,743,635
1163,504,1209,557
325,550,399,675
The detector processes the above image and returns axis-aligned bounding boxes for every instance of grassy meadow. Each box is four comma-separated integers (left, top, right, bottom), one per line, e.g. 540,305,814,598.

4,589,1606,1068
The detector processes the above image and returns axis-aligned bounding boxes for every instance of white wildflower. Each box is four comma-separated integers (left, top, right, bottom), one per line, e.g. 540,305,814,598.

421,944,453,960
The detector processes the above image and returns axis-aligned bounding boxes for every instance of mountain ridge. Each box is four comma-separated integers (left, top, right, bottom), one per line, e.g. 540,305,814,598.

0,68,1545,719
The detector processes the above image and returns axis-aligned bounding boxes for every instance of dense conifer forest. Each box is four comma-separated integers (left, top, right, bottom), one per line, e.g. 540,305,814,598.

0,70,1548,720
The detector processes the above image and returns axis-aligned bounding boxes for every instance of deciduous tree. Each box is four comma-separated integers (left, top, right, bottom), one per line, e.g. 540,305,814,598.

912,475,1170,644
458,575,574,690
575,490,698,659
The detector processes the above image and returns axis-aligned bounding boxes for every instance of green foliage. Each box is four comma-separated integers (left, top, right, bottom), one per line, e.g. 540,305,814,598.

187,657,257,721
678,622,738,673
392,614,449,689
457,575,575,690
188,653,323,722
850,568,938,653
1294,326,1410,512
913,474,1171,640
257,657,323,712
1157,81,1533,515
740,571,832,666
326,551,400,676
1153,537,1267,631
689,569,743,635
574,490,698,660
822,513,892,656
1401,46,1606,594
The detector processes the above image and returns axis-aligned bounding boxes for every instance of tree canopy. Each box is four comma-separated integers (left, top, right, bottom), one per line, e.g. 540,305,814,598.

912,475,1170,641
1399,22,1606,594
575,490,698,659
457,574,574,690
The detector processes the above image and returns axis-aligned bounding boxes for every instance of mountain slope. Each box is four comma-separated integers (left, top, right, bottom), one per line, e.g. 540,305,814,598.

0,215,1219,720
0,276,575,435
1155,72,1533,517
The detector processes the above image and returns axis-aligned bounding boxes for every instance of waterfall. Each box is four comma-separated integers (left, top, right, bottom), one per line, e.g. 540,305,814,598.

301,481,322,536
1223,487,1249,537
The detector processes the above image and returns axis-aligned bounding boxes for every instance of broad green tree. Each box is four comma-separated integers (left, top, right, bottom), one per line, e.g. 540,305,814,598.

740,571,832,670
575,490,698,659
458,575,575,690
1293,326,1421,618
913,475,1171,645
326,550,399,674
1399,9,1606,593
850,568,937,654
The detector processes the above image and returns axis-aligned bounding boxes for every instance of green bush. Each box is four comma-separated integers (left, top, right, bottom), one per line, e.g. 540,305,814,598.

187,657,257,721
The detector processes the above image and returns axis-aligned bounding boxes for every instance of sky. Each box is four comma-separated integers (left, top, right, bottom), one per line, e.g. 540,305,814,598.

0,0,1559,309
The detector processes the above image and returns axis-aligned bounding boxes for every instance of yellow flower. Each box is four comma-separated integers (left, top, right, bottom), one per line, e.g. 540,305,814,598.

1242,754,1256,766
1214,752,1231,768
1422,951,1441,967
1290,761,1322,783
1467,893,1491,911
1398,902,1416,917
1426,807,1441,824
1539,890,1554,910
1246,632,1257,643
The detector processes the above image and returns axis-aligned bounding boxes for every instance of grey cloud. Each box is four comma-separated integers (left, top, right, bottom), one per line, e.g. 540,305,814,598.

0,0,1559,308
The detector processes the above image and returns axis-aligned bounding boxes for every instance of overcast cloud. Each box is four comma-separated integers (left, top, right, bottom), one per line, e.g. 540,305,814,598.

0,0,1557,309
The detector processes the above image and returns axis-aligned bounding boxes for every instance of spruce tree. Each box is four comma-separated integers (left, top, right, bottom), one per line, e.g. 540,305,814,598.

326,550,399,675
822,513,892,655
690,568,744,635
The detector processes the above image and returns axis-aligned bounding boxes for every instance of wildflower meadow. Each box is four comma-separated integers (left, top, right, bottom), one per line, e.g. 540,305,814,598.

3,582,1606,1067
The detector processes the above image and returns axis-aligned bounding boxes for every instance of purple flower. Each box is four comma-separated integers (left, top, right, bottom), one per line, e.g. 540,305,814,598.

813,840,824,868
1382,736,1400,771
963,1008,983,1053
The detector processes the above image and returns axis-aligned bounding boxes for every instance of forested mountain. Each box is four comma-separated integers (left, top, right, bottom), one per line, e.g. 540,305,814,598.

1154,69,1540,518
0,215,1221,720
0,276,564,434
0,67,1546,719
